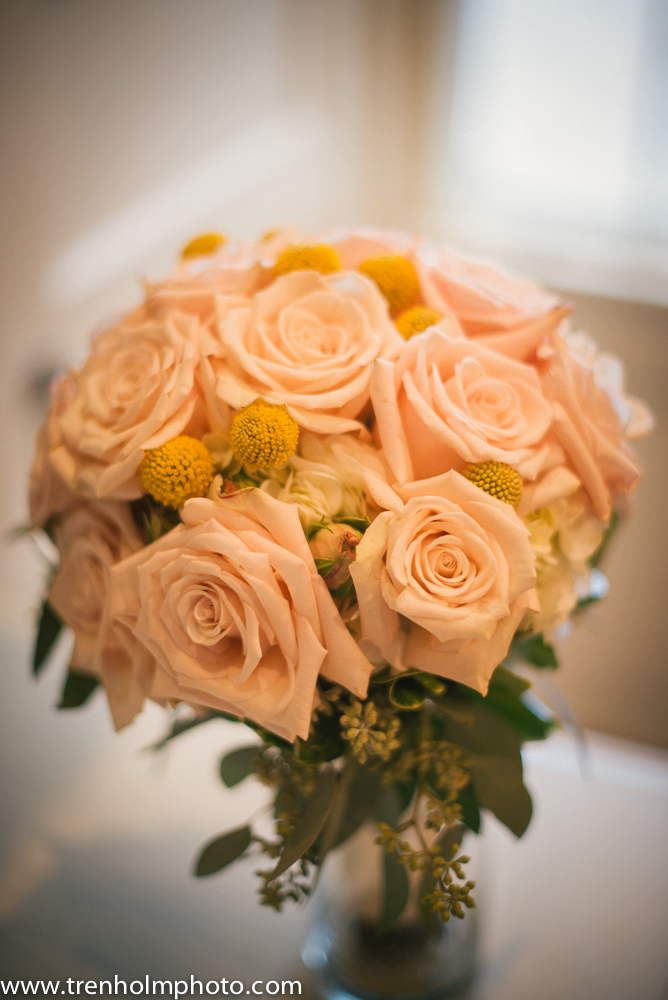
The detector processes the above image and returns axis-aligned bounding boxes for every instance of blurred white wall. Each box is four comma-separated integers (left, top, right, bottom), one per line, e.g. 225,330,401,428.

0,0,665,750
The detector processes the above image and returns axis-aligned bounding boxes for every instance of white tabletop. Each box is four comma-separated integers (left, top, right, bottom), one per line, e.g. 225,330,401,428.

1,610,667,999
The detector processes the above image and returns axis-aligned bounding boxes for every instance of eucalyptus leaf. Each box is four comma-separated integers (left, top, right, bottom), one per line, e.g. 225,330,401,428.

457,783,481,834
58,669,99,709
484,687,552,742
471,753,532,837
481,665,552,741
195,824,251,877
319,761,384,860
440,703,523,762
270,768,336,879
489,665,530,697
296,711,345,764
149,712,217,750
374,783,403,828
380,848,410,929
434,696,476,726
220,745,260,787
33,601,63,676
511,634,558,669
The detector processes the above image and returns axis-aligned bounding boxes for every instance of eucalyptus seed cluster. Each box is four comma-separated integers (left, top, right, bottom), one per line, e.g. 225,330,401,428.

376,823,476,922
255,855,314,911
340,699,402,764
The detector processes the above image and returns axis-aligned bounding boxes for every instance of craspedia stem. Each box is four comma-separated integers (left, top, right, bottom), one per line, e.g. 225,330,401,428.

141,436,215,508
462,461,523,507
230,398,299,468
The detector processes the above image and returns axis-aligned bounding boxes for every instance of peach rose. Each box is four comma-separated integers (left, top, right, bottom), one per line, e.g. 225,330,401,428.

412,239,562,339
48,501,155,729
372,330,558,485
145,239,270,323
538,329,653,521
110,491,374,741
202,269,404,435
29,371,80,528
318,227,567,358
350,471,537,694
50,310,206,500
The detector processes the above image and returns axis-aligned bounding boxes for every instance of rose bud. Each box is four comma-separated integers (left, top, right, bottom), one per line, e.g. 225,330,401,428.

309,523,362,591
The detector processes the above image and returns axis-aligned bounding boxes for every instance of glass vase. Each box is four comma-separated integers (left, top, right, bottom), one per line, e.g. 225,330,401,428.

302,823,477,1000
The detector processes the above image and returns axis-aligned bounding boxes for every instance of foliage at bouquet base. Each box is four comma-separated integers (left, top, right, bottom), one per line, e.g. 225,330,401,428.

27,224,652,929
182,662,548,926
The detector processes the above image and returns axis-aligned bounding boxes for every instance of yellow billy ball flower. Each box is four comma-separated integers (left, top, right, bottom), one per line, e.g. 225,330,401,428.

272,243,341,277
463,461,523,508
181,232,227,258
395,305,443,340
358,254,420,316
230,398,299,468
141,436,215,508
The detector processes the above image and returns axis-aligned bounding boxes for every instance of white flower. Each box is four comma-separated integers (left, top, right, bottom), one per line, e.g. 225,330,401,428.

258,432,391,529
523,491,604,632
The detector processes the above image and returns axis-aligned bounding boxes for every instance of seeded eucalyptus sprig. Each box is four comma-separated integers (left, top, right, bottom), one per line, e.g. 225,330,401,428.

186,664,550,926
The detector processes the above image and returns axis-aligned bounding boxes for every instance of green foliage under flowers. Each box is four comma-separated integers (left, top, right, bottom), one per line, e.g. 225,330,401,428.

185,665,552,927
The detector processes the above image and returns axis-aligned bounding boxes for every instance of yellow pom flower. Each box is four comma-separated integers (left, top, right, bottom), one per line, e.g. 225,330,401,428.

358,255,420,316
141,436,215,508
181,232,227,258
463,461,523,508
230,398,299,468
395,306,443,340
272,243,341,277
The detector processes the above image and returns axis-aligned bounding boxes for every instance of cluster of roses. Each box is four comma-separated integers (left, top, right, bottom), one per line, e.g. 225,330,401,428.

29,227,652,743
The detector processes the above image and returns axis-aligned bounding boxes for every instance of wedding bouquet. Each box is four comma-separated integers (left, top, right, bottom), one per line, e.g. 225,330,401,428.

28,227,651,927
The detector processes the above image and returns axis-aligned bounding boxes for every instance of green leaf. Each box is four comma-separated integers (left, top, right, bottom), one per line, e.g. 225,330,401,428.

374,783,403,828
195,824,251,877
482,665,552,742
330,575,356,600
58,669,99,709
416,673,447,696
471,753,532,837
380,849,410,930
314,557,339,576
434,695,476,726
484,689,552,742
270,768,337,879
149,712,217,750
329,765,384,851
219,745,260,787
489,664,530,697
456,783,481,834
589,507,620,568
334,515,370,533
511,634,558,669
440,702,523,762
296,711,345,764
33,601,63,676
389,674,427,710
304,519,330,542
